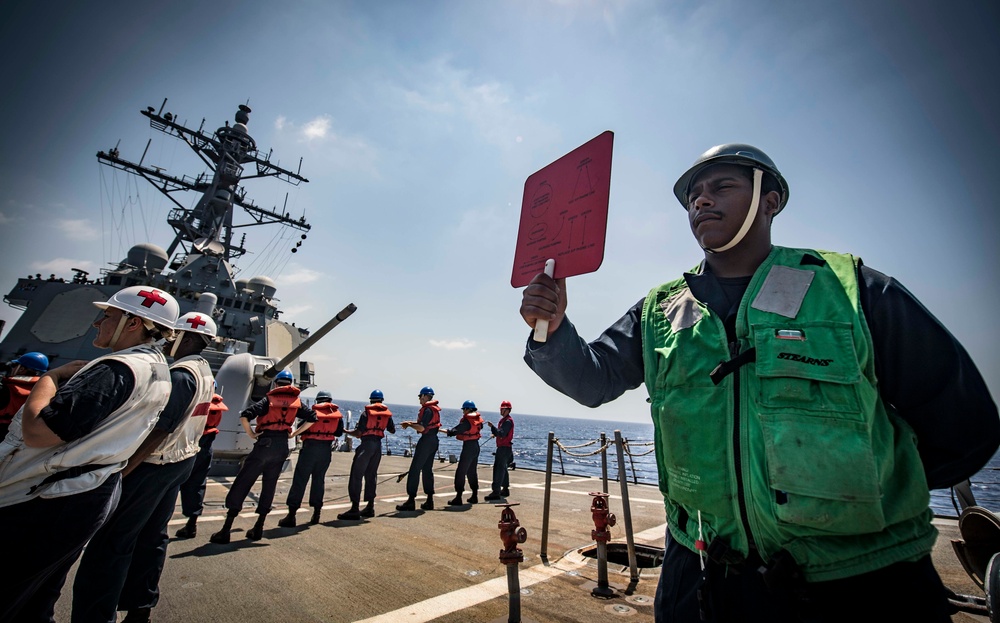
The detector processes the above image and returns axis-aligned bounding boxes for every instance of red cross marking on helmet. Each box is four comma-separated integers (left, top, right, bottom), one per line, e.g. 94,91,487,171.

186,315,207,330
137,289,168,308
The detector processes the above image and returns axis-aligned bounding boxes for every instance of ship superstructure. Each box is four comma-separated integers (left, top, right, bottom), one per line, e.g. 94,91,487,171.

1,99,353,469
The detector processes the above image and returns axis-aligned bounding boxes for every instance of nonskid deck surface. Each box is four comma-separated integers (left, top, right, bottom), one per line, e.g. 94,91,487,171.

55,453,662,622
54,452,985,622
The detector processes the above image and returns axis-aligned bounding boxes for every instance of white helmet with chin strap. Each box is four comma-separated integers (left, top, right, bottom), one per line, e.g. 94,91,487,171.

673,143,789,254
93,286,180,349
169,311,218,357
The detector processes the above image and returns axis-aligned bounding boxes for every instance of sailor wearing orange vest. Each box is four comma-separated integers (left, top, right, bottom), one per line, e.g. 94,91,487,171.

396,386,441,512
338,389,395,521
278,390,344,527
72,310,217,623
210,369,316,544
175,387,228,538
0,351,49,439
446,400,483,506
485,400,515,501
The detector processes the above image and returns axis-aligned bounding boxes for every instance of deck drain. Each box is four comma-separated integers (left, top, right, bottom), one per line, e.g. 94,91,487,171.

466,570,480,577
605,604,636,616
580,543,664,569
625,594,653,606
565,570,580,576
520,588,532,595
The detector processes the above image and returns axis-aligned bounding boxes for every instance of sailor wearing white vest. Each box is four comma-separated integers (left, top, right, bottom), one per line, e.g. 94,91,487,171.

0,286,178,623
73,311,217,623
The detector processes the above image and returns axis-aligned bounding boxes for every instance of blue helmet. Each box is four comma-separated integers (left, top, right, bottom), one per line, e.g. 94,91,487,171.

316,390,332,403
369,389,384,401
14,352,49,374
275,369,294,385
419,386,434,397
462,400,476,410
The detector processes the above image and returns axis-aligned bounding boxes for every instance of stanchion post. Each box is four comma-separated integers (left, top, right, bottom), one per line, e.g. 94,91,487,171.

540,431,554,563
600,432,608,494
614,430,639,592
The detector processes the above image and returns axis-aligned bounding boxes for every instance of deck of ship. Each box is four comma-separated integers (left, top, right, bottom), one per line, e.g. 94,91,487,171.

53,451,989,622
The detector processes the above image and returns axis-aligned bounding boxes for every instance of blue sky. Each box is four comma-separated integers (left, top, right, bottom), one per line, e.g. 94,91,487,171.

0,0,997,423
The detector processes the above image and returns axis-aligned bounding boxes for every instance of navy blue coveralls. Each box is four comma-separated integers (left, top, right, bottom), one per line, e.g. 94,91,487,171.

286,416,345,510
347,409,395,506
225,397,316,517
488,418,513,496
446,418,480,495
404,405,439,499
0,363,134,623
72,367,199,623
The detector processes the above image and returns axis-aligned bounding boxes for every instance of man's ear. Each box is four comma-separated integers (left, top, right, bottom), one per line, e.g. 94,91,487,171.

761,190,781,218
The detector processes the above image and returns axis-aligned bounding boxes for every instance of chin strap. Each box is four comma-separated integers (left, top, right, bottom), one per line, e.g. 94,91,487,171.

169,331,184,358
705,168,763,254
108,315,129,351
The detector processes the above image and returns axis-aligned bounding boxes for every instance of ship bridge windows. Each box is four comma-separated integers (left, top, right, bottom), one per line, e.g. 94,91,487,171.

253,304,265,313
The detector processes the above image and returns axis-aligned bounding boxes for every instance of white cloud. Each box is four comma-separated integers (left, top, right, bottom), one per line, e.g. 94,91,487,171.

402,89,453,114
396,57,560,157
275,115,286,131
302,116,332,141
281,267,324,284
279,304,313,317
0,211,14,224
55,218,100,241
429,338,476,350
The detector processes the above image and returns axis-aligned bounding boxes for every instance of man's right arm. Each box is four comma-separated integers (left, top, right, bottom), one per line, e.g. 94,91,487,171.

25,361,133,447
523,298,646,408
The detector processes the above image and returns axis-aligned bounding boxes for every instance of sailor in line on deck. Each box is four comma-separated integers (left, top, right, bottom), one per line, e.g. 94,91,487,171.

0,286,180,622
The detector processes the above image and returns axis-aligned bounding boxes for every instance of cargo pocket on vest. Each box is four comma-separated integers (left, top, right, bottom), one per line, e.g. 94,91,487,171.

754,322,884,534
759,413,884,534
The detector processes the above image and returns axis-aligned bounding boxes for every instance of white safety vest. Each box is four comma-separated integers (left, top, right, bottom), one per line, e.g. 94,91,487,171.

0,344,171,507
145,355,214,465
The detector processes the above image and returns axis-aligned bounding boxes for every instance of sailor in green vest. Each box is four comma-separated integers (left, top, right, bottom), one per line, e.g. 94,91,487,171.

519,143,1000,622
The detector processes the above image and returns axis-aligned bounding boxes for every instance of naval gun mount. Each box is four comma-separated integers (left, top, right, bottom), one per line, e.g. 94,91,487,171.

209,303,357,475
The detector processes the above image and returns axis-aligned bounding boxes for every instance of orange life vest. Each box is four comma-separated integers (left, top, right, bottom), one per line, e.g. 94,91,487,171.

204,393,228,435
456,411,483,441
495,414,514,447
254,385,302,432
0,376,39,425
361,403,392,438
419,401,441,435
302,402,342,441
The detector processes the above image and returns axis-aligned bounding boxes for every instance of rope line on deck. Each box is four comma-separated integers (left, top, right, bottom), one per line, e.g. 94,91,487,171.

552,437,614,457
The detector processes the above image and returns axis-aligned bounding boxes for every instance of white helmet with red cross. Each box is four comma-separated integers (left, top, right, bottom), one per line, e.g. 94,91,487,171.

94,286,180,330
174,311,218,342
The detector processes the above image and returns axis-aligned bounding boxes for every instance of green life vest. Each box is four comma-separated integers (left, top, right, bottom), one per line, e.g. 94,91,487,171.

640,246,936,581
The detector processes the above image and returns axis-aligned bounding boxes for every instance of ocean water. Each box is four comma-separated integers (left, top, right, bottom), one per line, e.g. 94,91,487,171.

330,399,1000,519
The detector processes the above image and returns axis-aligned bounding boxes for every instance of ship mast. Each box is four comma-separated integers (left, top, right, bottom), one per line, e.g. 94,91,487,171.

97,99,310,265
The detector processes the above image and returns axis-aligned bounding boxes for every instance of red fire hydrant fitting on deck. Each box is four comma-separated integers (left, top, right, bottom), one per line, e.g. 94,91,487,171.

590,492,616,543
499,503,528,564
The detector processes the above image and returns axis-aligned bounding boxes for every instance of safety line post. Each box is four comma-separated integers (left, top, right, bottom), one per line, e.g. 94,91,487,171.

540,431,554,563
600,432,609,494
614,430,640,592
